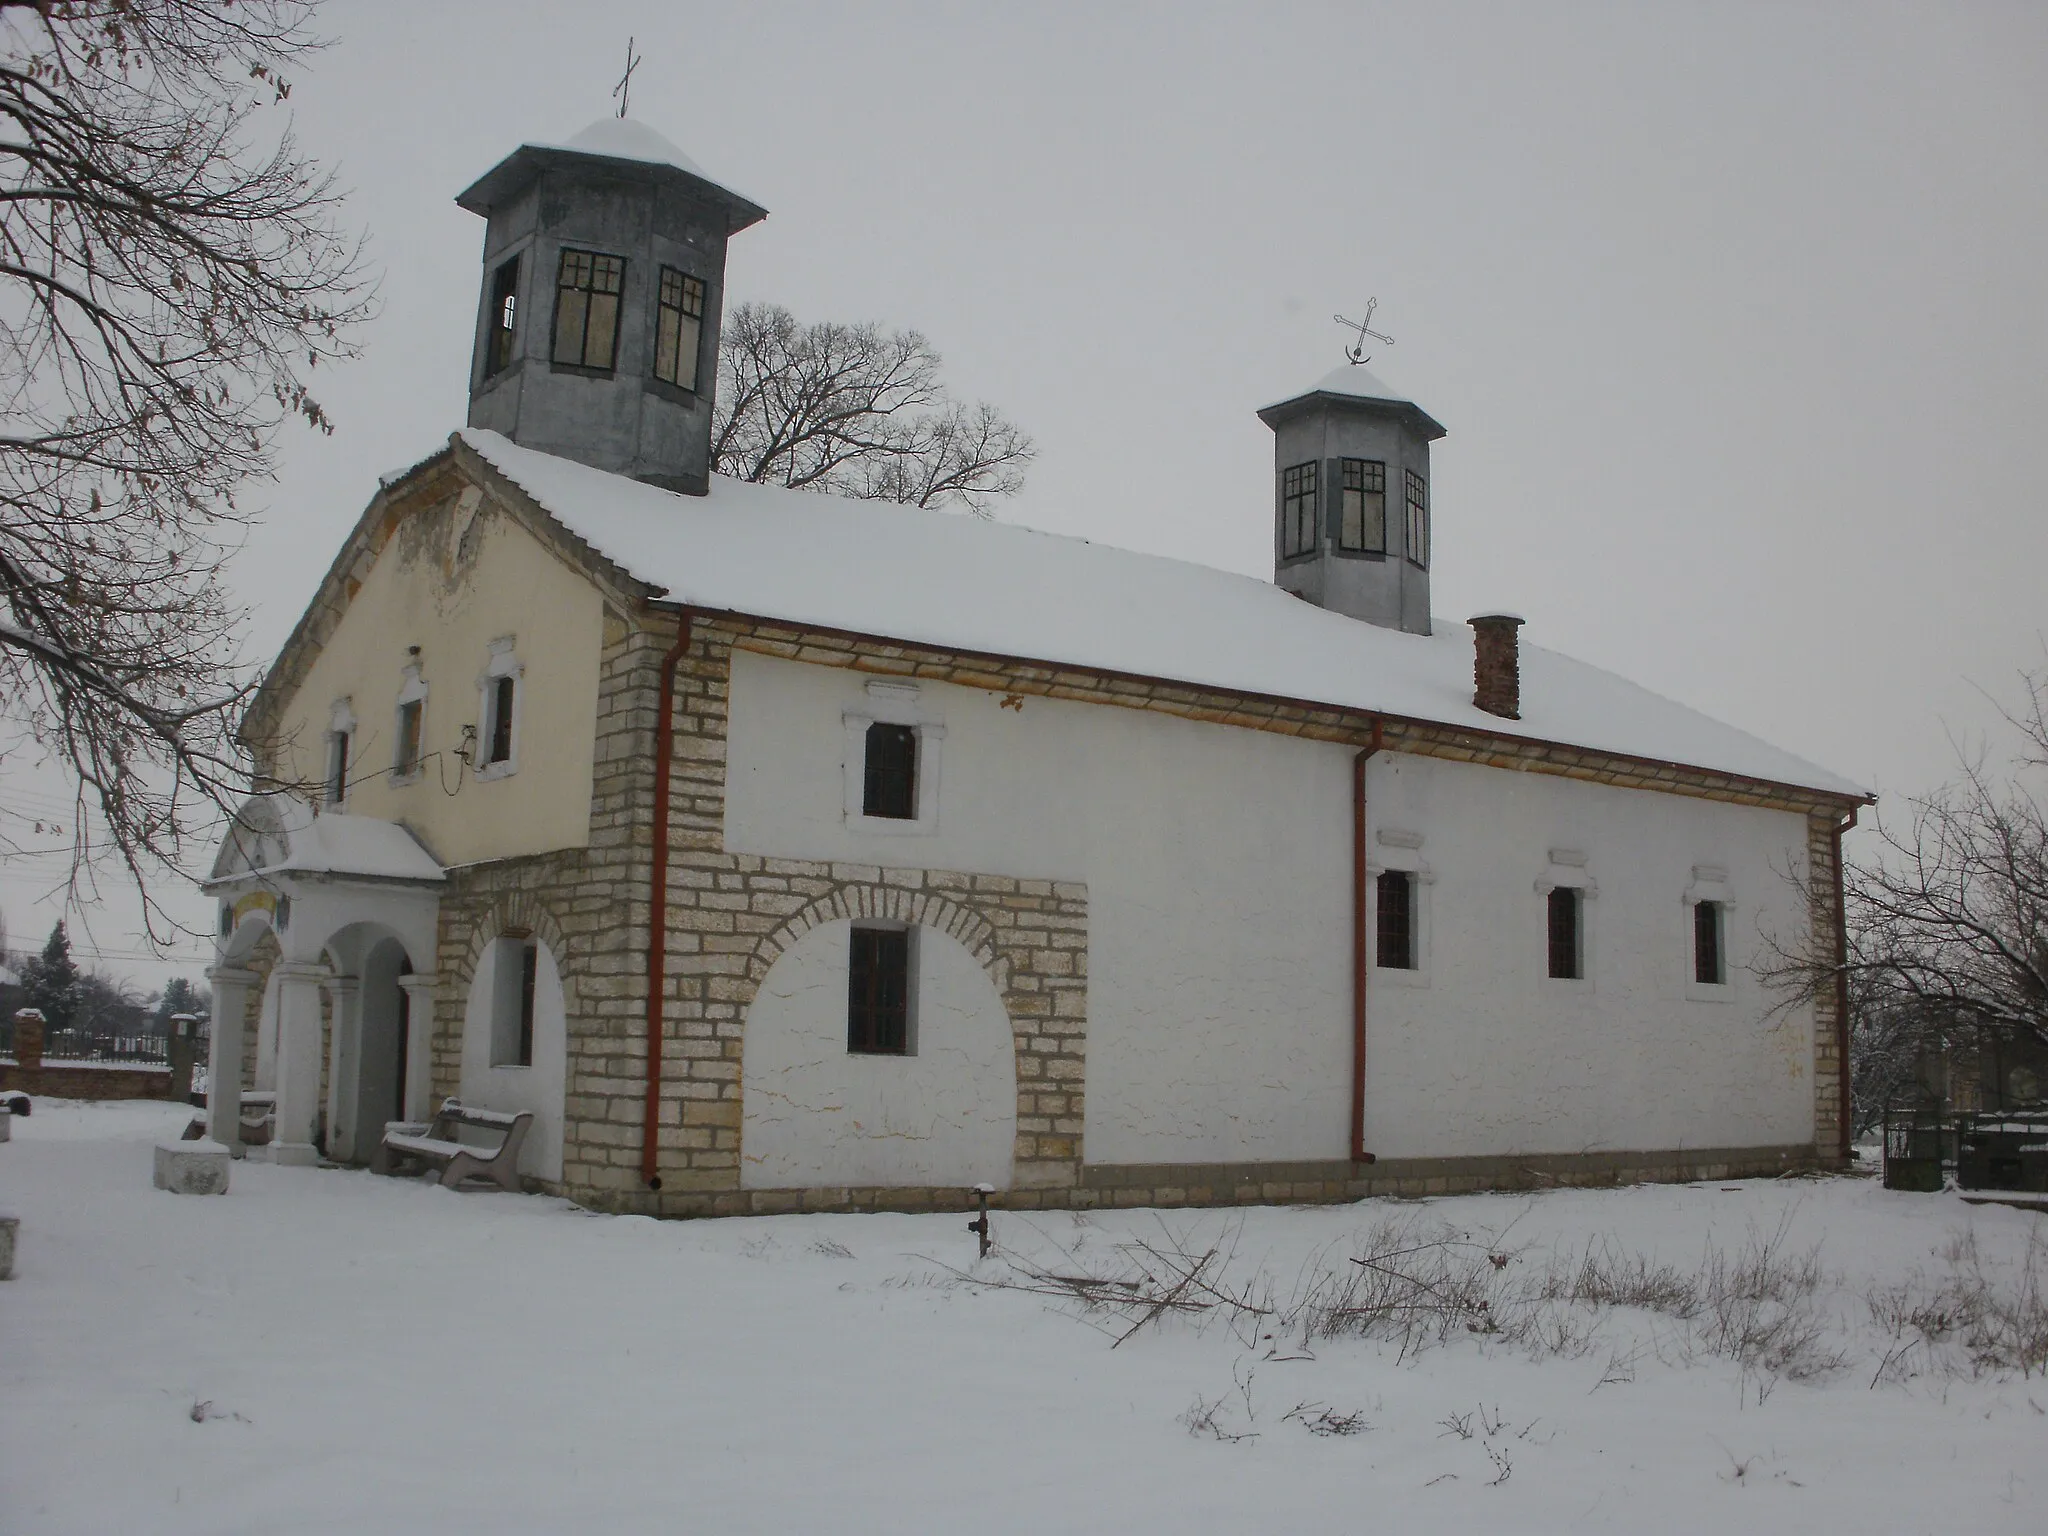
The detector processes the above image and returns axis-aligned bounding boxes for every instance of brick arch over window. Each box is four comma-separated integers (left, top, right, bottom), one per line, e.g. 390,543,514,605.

741,885,1008,997
732,877,1088,1192
453,890,576,1012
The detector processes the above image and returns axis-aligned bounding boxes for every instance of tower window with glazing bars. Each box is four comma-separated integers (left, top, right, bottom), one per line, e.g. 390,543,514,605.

552,249,624,371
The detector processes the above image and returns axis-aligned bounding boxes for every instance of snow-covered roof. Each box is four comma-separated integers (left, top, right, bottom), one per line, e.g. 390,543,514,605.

0,962,19,989
458,429,1867,801
545,117,711,180
455,119,764,231
1258,364,1448,439
206,800,444,889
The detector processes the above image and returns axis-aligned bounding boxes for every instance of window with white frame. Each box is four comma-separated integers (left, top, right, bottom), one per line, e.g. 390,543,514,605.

843,679,944,833
1369,829,1432,985
392,663,428,782
323,698,356,809
489,934,538,1067
476,636,522,779
1537,850,1596,986
1685,864,1735,998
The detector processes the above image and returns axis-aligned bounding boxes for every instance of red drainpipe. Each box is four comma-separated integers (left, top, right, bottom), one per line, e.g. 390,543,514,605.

1352,719,1384,1165
641,613,693,1190
1832,804,1859,1164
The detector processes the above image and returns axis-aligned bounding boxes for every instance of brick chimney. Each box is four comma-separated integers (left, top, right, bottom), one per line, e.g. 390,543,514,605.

1470,614,1525,720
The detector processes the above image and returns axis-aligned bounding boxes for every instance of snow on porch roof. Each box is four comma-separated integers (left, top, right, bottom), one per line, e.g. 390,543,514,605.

458,429,1868,801
206,806,445,889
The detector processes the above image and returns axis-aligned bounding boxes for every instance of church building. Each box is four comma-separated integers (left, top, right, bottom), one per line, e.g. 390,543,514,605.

202,119,1870,1216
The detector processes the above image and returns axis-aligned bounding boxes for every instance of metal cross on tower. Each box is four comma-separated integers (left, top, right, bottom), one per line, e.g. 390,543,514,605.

1334,300,1396,365
612,37,642,119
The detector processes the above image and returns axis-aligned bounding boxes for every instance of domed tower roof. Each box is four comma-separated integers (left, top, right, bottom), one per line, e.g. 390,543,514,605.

1257,363,1447,441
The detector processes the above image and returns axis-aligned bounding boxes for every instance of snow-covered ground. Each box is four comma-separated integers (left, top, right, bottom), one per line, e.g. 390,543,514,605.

2,1101,2043,1534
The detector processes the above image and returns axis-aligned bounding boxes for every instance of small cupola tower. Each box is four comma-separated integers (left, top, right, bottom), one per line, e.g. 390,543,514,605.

1256,366,1447,635
455,119,768,495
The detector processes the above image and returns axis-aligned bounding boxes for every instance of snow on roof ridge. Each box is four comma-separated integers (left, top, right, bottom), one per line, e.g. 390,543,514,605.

453,428,1867,800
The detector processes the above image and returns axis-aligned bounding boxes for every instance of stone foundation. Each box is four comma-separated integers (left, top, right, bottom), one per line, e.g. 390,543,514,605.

622,1142,1832,1218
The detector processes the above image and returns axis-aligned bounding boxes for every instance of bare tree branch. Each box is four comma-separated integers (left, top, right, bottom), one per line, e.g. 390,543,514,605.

711,302,1032,516
0,1,373,940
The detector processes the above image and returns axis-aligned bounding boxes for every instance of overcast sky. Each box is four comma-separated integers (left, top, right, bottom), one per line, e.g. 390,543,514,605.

5,0,2046,986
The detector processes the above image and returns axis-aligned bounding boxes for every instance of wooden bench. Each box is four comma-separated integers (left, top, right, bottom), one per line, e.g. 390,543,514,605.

373,1098,532,1192
182,1090,275,1147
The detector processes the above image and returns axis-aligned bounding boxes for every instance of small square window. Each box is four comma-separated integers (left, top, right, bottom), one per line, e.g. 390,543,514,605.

485,256,520,377
1339,459,1386,553
1376,869,1414,969
847,926,910,1055
1547,886,1581,980
1280,461,1318,559
654,266,705,390
1693,901,1724,985
552,248,625,372
863,722,917,820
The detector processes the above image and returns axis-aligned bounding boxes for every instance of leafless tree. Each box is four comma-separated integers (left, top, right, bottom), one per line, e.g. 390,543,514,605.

0,1,372,933
1761,667,2048,1120
710,301,1032,516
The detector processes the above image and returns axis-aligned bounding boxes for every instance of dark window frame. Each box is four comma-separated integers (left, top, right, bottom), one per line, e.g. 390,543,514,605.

1280,461,1319,560
862,721,918,821
653,266,705,391
490,935,538,1068
485,673,516,768
517,940,537,1066
1405,469,1429,569
394,698,424,779
1376,869,1415,970
1338,458,1388,555
551,248,626,373
1693,900,1724,985
485,255,520,377
1547,886,1582,980
847,925,911,1055
325,729,350,807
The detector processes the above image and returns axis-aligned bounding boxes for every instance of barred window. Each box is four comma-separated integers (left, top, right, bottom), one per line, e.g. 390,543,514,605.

654,267,705,390
1405,469,1429,568
1280,462,1318,559
1376,870,1414,969
863,722,917,820
552,249,624,371
847,926,910,1055
1339,459,1387,553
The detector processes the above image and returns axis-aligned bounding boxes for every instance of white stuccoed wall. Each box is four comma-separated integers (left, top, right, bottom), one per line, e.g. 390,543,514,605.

740,919,1016,1188
1361,753,1815,1160
458,940,568,1182
723,650,1818,1173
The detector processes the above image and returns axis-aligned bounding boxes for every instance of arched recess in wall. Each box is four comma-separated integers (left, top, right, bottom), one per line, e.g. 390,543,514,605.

455,892,573,1184
739,915,1017,1191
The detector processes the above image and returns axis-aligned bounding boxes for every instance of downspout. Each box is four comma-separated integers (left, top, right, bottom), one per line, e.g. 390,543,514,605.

641,612,693,1190
1352,718,1384,1165
1832,805,1860,1165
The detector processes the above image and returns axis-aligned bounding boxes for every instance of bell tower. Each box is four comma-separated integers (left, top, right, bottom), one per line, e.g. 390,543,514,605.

1257,365,1447,635
455,119,767,495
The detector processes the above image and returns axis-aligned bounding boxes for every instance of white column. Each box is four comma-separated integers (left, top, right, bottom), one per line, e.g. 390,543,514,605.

396,972,441,1123
270,962,331,1167
204,965,260,1156
321,976,363,1164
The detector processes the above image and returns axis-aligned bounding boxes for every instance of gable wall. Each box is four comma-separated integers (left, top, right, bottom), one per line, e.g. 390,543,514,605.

266,482,605,867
